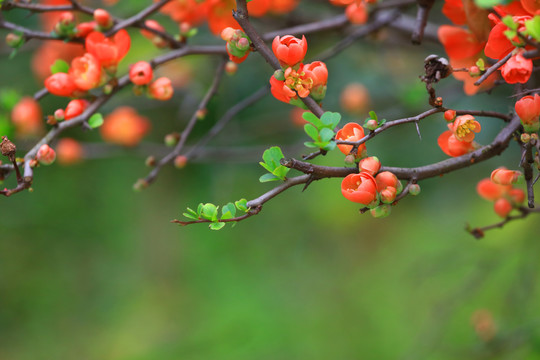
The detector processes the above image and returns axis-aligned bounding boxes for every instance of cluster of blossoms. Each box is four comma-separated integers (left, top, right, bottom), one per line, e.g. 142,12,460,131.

439,0,540,94
160,0,300,35
269,35,328,106
220,27,252,64
438,111,481,157
477,167,524,218
335,123,406,218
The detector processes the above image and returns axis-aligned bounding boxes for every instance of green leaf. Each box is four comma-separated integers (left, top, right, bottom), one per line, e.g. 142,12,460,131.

235,199,248,212
502,15,518,30
259,161,274,174
303,111,323,128
369,110,378,121
50,59,69,74
272,165,289,180
525,16,540,41
221,202,236,220
201,203,218,221
259,173,280,182
319,127,335,142
304,123,319,141
320,111,341,128
88,113,104,128
322,141,337,151
197,203,204,216
209,222,226,230
304,141,318,148
262,146,285,170
182,212,199,220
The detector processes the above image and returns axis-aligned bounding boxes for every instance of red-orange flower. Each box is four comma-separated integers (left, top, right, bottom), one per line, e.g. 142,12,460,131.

437,130,475,157
336,122,367,158
44,72,79,97
272,35,307,67
270,75,296,104
69,52,102,91
515,94,540,131
341,172,378,205
358,156,380,176
340,83,370,114
85,29,130,68
11,97,44,136
500,51,532,84
448,114,481,142
101,106,150,147
345,2,368,24
303,61,328,101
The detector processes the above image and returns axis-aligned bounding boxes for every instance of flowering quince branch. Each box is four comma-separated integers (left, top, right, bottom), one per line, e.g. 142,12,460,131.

1,0,540,235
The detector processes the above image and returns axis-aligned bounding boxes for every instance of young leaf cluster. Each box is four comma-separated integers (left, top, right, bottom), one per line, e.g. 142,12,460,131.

182,199,249,230
303,111,341,151
259,146,290,182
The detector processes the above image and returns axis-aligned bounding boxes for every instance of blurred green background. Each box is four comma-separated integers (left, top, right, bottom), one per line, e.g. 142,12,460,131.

1,1,539,359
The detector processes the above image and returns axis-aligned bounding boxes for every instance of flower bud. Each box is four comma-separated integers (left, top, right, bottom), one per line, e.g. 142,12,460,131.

494,197,512,218
164,132,180,147
174,155,188,168
196,109,207,120
370,204,391,218
145,155,156,167
380,186,397,204
221,27,235,42
469,65,481,77
148,77,173,101
94,9,113,29
490,167,521,185
365,119,378,131
6,33,23,48
344,154,356,165
358,156,380,176
54,109,65,121
444,109,456,122
36,144,56,165
140,20,168,48
509,188,525,204
408,183,421,196
133,179,148,192
225,61,238,75
129,61,153,86
521,133,531,143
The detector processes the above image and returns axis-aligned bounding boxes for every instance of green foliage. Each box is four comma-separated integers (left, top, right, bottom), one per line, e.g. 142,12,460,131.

364,110,386,128
0,89,20,111
182,199,250,230
88,113,104,128
50,59,70,74
525,16,540,41
303,111,341,151
259,146,290,182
